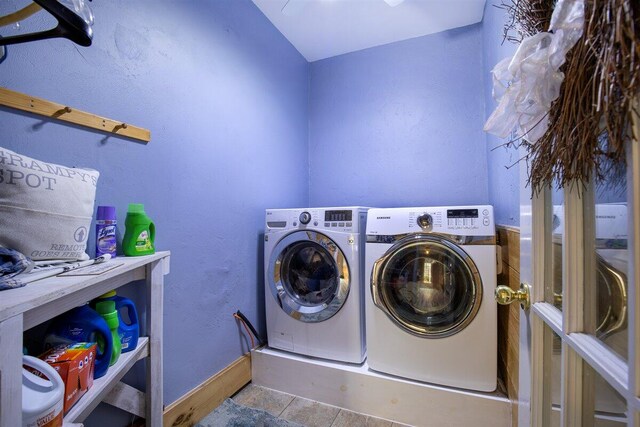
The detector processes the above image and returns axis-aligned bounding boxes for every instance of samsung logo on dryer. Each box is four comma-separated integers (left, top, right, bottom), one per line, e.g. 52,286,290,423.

376,216,391,220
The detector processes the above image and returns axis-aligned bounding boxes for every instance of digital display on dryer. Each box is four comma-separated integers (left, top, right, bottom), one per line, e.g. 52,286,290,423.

325,210,352,222
447,209,478,218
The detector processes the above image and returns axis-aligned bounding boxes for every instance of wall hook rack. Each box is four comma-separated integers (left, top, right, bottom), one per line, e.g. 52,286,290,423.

0,87,151,143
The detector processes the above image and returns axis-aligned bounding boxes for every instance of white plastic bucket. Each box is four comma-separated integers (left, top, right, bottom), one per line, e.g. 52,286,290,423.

22,355,64,427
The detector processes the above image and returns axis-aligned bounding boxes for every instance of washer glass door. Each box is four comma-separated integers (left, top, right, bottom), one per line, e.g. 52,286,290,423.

371,235,482,338
269,231,350,323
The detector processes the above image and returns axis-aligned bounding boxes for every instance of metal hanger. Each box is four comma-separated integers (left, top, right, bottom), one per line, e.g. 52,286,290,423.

0,0,92,47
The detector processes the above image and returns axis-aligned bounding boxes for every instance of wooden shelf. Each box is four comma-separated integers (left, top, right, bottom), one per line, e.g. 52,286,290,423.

0,252,169,427
0,252,170,328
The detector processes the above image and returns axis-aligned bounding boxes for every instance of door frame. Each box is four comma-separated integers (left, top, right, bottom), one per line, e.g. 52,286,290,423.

518,100,640,426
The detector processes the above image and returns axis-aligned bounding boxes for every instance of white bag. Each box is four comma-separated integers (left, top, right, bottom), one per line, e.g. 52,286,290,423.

0,146,99,260
483,0,585,143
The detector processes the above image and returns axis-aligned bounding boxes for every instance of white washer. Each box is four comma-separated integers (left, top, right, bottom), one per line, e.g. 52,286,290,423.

264,207,368,363
365,206,498,392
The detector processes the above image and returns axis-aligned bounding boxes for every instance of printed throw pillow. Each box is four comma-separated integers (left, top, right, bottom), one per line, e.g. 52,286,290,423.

0,146,99,260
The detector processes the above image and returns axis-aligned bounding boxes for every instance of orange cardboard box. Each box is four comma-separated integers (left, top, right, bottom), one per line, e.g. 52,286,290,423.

37,343,96,414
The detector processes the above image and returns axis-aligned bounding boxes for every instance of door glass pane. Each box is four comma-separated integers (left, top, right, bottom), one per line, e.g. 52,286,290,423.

584,363,627,425
592,175,628,361
376,238,480,337
281,241,338,306
549,327,562,427
550,187,564,309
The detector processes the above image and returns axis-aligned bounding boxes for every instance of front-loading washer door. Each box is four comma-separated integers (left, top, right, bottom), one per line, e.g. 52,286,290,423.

371,234,483,338
268,230,350,323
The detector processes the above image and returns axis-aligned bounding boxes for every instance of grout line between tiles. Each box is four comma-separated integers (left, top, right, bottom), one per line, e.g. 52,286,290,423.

323,399,341,427
277,394,296,418
328,408,343,427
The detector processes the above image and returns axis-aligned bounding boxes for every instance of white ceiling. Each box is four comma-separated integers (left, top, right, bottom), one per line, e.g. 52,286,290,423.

251,0,486,62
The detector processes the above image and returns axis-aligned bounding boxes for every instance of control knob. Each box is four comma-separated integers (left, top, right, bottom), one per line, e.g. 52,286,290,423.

417,214,433,229
299,211,312,225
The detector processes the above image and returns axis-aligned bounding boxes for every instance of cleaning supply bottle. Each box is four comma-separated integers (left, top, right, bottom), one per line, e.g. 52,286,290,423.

95,300,121,366
96,205,117,258
91,290,139,353
44,304,113,379
22,355,64,427
123,203,155,256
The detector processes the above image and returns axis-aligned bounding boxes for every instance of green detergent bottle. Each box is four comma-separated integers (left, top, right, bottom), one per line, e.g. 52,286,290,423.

123,203,155,256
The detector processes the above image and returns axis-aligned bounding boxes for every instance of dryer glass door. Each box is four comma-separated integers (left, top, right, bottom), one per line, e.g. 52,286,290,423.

269,231,350,323
372,235,482,338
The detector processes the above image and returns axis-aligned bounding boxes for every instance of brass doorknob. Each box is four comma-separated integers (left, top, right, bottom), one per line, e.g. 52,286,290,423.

495,283,531,310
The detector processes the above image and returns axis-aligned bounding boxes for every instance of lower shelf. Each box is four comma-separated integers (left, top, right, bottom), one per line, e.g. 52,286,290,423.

64,336,149,424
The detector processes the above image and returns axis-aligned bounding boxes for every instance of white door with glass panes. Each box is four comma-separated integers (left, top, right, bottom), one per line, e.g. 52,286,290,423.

515,106,640,426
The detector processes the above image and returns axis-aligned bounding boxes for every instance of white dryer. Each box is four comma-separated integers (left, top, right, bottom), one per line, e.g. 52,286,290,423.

365,206,497,392
264,207,368,364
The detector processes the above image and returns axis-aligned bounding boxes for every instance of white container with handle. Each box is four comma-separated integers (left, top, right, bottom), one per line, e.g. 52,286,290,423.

22,355,64,427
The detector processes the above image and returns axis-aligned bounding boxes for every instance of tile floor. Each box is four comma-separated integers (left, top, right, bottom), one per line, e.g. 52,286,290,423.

232,383,411,427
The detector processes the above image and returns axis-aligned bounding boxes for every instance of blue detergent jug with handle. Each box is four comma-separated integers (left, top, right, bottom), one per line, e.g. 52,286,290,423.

91,290,139,353
44,304,113,379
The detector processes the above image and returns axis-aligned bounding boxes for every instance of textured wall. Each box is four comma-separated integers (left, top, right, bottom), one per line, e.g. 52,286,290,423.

2,1,528,423
481,3,520,226
0,0,308,408
308,25,489,208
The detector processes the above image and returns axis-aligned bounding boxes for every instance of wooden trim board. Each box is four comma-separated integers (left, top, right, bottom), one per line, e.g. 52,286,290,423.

163,353,251,427
496,225,521,427
0,87,151,142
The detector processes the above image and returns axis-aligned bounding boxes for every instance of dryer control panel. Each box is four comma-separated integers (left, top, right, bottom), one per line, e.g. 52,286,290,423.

367,205,494,237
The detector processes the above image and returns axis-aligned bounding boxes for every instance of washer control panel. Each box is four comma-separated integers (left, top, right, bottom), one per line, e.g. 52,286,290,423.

266,208,367,232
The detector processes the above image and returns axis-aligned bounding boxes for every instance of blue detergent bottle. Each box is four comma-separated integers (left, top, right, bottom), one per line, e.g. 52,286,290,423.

91,290,139,353
44,304,113,379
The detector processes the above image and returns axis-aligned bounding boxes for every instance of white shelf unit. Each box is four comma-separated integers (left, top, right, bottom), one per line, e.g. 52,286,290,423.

0,251,170,427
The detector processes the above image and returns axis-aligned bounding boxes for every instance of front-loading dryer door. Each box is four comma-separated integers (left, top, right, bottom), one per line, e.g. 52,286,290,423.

268,230,350,323
371,234,482,338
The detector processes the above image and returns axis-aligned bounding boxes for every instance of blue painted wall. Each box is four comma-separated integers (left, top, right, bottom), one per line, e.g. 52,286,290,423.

308,25,489,208
481,2,520,226
1,1,524,423
0,0,308,408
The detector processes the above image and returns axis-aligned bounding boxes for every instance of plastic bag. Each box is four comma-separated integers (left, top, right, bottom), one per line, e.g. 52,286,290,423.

59,0,94,26
484,0,584,142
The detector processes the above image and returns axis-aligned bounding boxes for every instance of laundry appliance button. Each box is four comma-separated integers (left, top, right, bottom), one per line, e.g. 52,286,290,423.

299,211,312,225
417,214,433,229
